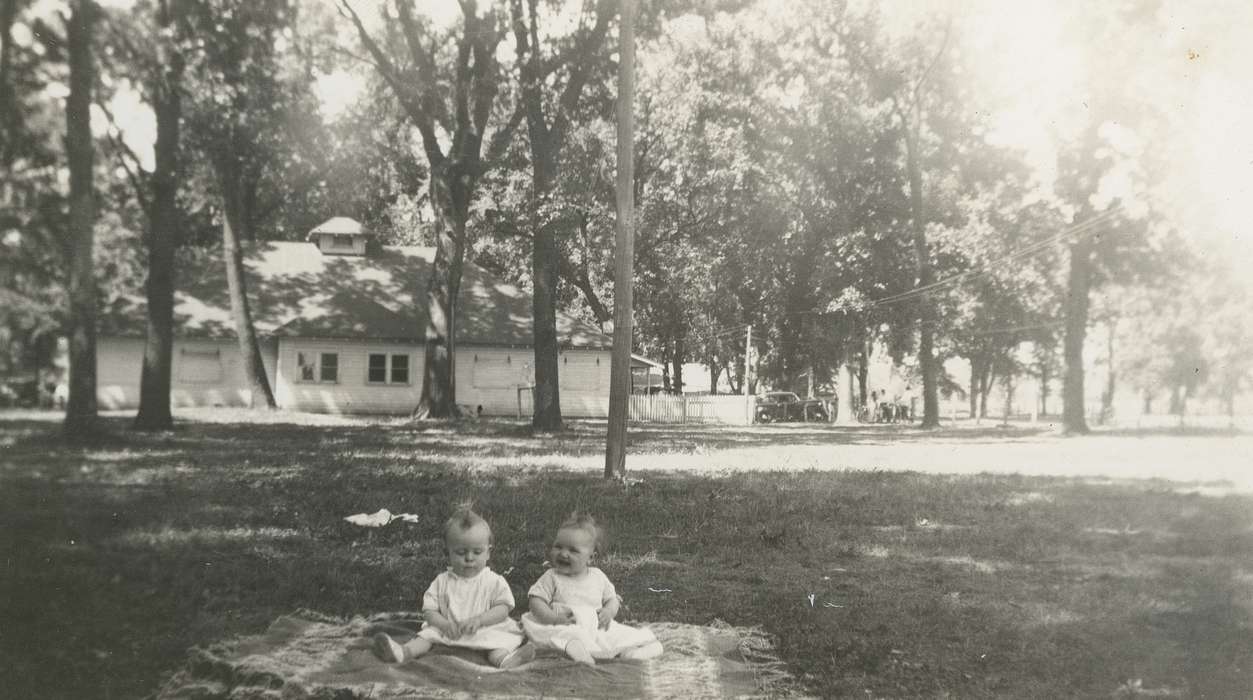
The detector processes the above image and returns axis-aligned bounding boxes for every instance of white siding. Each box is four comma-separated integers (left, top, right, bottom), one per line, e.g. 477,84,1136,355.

557,351,612,417
456,347,532,416
314,233,367,256
457,348,613,418
276,339,424,414
97,336,614,416
97,337,277,409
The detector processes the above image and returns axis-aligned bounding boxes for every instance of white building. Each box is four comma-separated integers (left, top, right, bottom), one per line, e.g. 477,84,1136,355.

96,217,637,416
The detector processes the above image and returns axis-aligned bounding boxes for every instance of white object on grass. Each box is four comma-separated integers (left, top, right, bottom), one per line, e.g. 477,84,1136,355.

344,509,419,527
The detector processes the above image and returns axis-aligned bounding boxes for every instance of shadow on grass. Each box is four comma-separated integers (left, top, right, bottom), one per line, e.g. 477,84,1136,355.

2,412,1252,698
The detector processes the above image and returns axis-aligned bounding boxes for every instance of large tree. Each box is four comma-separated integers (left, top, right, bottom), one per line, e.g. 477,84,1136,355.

183,0,304,409
1052,0,1170,434
104,0,189,430
341,0,514,419
508,0,614,430
63,0,98,435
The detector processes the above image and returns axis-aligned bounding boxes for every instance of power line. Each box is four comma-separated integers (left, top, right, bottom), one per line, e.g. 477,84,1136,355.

965,321,1064,336
869,206,1123,308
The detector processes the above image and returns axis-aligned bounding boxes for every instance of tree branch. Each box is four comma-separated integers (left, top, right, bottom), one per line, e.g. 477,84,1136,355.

510,0,549,148
550,0,612,149
485,98,525,163
97,98,153,217
338,0,445,168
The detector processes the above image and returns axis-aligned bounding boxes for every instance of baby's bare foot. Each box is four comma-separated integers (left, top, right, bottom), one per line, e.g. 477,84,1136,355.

495,643,536,669
372,633,405,663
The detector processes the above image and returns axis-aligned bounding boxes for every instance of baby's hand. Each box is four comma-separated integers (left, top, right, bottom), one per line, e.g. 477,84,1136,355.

460,616,482,636
441,619,462,639
553,604,576,625
596,606,614,630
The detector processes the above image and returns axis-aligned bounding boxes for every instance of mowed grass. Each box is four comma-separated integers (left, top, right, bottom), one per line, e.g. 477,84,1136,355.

2,411,1252,699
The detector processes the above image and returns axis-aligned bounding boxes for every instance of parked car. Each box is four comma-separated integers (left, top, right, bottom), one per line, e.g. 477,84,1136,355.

755,391,828,423
0,377,40,408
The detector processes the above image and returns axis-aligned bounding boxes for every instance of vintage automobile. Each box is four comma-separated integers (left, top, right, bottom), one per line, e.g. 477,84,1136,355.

754,391,829,423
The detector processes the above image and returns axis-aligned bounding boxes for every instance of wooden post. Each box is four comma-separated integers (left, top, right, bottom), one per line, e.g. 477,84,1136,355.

605,0,635,479
744,325,752,424
836,363,856,425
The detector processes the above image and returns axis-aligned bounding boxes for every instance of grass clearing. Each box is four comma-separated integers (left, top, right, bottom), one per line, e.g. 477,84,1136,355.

2,410,1251,698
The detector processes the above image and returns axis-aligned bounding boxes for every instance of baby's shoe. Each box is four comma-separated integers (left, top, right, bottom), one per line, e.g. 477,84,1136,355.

372,632,405,663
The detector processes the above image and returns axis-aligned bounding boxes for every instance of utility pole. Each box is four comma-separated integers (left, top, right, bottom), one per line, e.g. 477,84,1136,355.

604,0,635,479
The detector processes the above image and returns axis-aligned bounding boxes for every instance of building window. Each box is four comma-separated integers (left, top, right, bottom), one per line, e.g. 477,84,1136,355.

391,354,409,384
367,353,410,385
331,234,353,249
297,352,316,381
320,353,339,382
368,353,387,383
297,351,338,383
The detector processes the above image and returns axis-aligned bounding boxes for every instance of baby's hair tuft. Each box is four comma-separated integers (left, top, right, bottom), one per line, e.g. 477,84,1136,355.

558,511,604,552
444,502,490,542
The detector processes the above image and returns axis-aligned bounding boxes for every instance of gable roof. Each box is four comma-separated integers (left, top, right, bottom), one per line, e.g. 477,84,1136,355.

307,216,372,239
102,242,612,349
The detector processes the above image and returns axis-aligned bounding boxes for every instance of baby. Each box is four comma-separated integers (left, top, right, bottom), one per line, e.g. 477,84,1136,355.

372,506,534,669
521,513,663,665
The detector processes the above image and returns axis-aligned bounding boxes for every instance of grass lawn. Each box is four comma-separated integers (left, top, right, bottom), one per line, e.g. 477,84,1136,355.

2,409,1251,698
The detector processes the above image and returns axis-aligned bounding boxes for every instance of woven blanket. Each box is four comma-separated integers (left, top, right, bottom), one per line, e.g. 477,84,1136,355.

156,611,797,699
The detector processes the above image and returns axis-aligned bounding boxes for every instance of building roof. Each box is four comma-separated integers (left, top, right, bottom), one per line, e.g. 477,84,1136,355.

306,216,373,239
101,242,613,349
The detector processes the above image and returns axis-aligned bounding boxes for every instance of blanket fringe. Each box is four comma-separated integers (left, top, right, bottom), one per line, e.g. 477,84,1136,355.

710,618,802,697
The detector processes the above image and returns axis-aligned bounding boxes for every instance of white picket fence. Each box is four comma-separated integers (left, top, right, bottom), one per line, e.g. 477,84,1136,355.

514,388,754,425
628,394,755,425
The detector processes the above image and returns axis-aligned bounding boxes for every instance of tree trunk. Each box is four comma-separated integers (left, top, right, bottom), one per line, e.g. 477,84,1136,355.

836,362,856,425
856,355,868,411
980,364,995,419
63,0,97,436
806,356,815,399
1099,321,1115,425
217,155,276,409
671,336,684,395
414,227,458,419
1001,373,1014,426
1062,236,1094,433
968,356,980,419
134,17,183,431
903,124,940,427
1142,390,1153,415
709,363,720,395
413,171,463,420
531,210,563,430
1,0,22,169
1039,361,1050,415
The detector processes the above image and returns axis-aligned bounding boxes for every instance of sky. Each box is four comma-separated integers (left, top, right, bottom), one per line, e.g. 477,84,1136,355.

924,0,1253,269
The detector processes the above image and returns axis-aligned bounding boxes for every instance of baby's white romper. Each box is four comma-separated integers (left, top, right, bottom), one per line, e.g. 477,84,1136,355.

416,567,525,651
521,567,658,659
